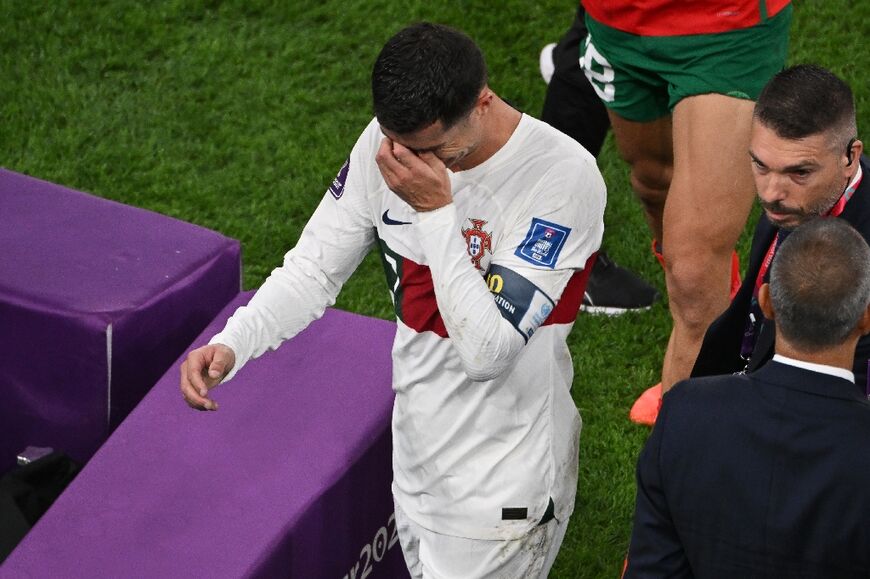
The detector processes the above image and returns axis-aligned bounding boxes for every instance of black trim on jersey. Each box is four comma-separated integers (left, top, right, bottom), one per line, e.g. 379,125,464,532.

485,264,555,343
376,233,404,319
538,498,555,526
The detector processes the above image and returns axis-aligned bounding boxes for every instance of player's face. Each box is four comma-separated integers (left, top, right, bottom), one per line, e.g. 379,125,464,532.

749,122,854,230
381,112,483,171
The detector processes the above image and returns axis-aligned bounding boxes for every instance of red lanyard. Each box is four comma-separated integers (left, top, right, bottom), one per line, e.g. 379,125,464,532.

828,164,864,218
755,235,779,294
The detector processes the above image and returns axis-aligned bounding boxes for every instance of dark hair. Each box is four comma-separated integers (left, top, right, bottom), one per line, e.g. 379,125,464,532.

371,22,488,135
770,218,870,350
755,64,856,148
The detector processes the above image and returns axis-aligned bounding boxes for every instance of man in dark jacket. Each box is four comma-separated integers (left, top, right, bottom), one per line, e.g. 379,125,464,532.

693,64,868,385
627,217,870,578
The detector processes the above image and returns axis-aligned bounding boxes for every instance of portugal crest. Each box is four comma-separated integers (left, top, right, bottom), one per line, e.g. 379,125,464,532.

461,218,492,270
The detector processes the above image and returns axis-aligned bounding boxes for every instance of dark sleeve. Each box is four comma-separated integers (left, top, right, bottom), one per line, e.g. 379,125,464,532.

624,389,693,578
853,333,870,388
849,165,870,386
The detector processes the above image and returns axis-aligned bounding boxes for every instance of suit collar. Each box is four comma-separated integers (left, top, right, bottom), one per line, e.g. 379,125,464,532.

753,360,867,402
772,354,854,382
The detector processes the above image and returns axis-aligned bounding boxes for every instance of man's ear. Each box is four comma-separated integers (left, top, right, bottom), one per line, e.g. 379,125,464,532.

758,283,775,320
475,87,494,116
846,138,863,167
856,303,870,337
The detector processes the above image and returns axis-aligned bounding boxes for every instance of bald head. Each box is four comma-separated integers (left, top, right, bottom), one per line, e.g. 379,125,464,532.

769,218,870,350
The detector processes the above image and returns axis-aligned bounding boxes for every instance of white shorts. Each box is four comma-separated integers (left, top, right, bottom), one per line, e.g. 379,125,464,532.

393,500,570,578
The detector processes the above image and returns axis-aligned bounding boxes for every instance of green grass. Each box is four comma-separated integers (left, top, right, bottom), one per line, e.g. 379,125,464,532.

2,1,867,576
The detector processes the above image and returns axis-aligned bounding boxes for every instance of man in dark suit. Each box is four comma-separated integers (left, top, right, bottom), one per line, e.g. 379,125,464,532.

693,64,869,386
625,218,870,578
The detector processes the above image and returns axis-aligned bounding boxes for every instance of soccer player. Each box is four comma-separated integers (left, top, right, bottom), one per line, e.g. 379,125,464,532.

580,0,792,421
180,23,605,577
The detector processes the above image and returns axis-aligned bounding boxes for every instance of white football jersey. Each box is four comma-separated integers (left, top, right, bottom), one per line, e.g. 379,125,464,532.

211,114,606,540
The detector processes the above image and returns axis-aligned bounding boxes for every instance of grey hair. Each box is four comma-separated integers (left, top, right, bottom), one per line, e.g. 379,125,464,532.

769,218,870,349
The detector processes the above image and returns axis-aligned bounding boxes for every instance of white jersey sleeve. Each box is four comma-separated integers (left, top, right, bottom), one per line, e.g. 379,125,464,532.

488,152,605,329
209,129,377,382
415,203,525,381
415,151,604,381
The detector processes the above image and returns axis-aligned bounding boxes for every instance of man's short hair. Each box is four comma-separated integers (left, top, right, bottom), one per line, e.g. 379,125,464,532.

770,218,870,350
371,22,488,135
754,64,857,149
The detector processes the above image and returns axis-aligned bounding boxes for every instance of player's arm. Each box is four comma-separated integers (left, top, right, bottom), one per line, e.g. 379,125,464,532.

180,124,379,408
418,204,556,381
377,140,603,380
420,182,602,380
208,179,376,379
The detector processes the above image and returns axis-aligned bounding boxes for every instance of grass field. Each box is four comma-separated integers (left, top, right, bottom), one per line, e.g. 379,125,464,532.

3,1,868,576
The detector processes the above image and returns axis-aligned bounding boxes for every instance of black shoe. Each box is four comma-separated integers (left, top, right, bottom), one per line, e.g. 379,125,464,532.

582,252,660,315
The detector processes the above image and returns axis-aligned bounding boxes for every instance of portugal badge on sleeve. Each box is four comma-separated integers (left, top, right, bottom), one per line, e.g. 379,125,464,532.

461,218,492,270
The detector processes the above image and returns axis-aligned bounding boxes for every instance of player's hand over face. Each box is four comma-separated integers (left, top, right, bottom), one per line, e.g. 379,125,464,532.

180,343,236,411
375,138,452,212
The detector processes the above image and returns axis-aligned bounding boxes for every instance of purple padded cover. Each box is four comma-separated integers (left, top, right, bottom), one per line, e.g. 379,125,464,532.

0,168,241,472
3,294,409,578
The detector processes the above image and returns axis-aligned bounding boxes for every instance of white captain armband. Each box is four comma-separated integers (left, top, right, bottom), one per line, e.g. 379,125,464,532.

485,264,555,342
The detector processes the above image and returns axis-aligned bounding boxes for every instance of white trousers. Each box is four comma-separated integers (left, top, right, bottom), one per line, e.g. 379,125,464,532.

393,500,570,579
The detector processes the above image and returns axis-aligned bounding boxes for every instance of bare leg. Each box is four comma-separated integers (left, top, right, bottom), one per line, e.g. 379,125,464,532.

608,96,755,393
606,112,672,241
660,94,756,390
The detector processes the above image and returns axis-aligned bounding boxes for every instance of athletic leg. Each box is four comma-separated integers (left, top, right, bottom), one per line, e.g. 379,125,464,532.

660,94,756,391
605,111,673,242
542,9,659,315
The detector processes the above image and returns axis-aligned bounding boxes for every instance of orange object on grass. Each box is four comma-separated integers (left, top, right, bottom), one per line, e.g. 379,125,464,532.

629,383,662,425
633,244,740,426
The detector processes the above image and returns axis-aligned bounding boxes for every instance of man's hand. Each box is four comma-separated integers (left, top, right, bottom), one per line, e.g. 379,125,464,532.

180,344,236,411
375,138,452,212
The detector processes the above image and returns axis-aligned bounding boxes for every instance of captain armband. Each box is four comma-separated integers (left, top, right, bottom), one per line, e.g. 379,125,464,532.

485,264,555,342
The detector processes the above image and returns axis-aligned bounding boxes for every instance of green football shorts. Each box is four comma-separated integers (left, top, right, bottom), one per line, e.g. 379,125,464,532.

582,5,792,122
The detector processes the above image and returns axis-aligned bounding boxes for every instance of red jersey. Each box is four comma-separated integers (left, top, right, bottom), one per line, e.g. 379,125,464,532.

582,0,791,36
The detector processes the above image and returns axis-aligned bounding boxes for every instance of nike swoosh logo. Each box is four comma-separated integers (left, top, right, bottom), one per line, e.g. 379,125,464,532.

382,210,412,226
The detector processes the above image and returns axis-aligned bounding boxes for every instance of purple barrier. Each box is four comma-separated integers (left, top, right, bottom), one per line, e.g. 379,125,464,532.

0,169,241,474
2,294,409,578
